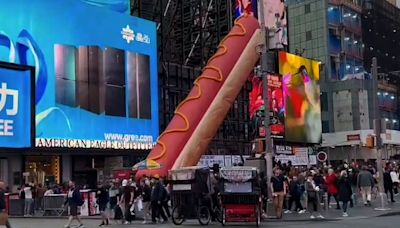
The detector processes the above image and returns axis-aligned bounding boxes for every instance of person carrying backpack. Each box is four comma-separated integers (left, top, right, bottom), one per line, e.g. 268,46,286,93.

64,181,85,228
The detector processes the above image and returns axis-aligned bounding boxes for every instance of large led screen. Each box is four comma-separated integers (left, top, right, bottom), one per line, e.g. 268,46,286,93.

79,0,131,14
279,52,321,144
0,63,34,148
236,0,287,48
249,74,284,138
0,0,158,149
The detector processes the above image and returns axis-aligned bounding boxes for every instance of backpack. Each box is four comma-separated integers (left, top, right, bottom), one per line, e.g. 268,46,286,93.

76,191,84,206
297,183,305,195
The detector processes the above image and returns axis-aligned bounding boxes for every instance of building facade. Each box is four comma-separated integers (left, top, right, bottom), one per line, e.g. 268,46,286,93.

287,0,400,162
0,0,159,191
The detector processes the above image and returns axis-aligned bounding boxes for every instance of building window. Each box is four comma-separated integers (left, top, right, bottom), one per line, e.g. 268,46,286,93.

321,92,328,111
322,121,330,133
305,4,311,14
306,31,312,41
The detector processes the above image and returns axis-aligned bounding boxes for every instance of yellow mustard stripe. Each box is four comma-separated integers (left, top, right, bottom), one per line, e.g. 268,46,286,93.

148,15,249,162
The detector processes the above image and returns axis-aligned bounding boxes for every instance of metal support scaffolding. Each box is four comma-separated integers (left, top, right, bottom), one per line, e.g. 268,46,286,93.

132,0,252,155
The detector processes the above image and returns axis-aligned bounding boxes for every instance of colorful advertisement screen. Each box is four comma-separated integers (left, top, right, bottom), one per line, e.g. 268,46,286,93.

249,74,284,138
279,52,321,144
236,0,288,48
0,63,34,148
236,0,258,17
0,0,158,149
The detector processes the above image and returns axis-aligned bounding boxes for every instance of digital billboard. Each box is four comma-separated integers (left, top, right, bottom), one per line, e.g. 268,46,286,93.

249,74,284,138
236,0,288,48
0,0,158,149
0,63,34,148
236,0,258,17
279,52,321,144
79,0,131,14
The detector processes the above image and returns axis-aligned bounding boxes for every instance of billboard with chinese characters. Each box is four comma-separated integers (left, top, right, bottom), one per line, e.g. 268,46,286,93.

279,52,321,144
0,62,34,148
0,0,158,149
249,74,284,139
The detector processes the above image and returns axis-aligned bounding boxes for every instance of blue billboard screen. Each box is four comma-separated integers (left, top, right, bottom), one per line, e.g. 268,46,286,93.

79,0,131,14
0,0,159,149
0,64,33,148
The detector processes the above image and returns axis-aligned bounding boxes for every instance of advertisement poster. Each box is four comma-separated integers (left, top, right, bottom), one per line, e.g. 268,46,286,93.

249,74,284,138
235,0,287,48
0,64,33,148
279,52,321,144
235,0,258,17
0,0,159,149
260,0,288,48
275,145,292,155
275,147,310,166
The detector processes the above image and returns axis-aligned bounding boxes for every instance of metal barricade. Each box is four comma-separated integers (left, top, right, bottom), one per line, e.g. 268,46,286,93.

43,194,67,216
8,199,24,216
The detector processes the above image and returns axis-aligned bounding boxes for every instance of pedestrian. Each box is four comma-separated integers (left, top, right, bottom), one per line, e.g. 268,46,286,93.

141,178,152,224
338,170,352,217
287,176,305,213
270,168,286,219
383,167,395,203
348,167,359,207
326,168,340,210
305,174,324,219
23,184,33,216
0,181,12,228
63,180,85,228
390,167,399,195
151,175,168,223
36,183,46,212
97,183,110,226
358,166,374,206
259,172,268,214
108,181,119,219
160,178,171,218
119,179,134,225
44,186,54,196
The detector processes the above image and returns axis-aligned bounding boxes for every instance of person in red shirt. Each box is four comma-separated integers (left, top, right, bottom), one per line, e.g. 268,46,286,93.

326,169,341,210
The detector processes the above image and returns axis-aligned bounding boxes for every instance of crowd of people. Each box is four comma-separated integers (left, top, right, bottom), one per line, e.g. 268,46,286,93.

266,161,400,219
62,175,171,228
1,160,400,227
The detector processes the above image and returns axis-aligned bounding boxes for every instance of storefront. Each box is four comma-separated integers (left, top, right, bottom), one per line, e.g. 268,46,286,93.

0,0,159,192
24,155,61,186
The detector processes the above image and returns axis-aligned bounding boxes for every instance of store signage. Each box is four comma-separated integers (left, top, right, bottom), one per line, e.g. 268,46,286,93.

121,25,151,44
0,0,159,149
275,145,293,155
0,64,33,148
347,134,361,141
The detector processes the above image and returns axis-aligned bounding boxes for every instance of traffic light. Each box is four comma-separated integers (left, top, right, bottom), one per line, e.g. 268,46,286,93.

366,135,375,148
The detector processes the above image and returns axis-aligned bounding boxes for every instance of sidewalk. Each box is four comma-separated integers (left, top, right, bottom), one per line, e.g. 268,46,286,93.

266,194,400,222
10,196,400,222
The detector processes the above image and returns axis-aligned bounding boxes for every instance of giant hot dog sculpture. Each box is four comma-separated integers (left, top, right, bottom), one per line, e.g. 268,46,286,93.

134,15,262,178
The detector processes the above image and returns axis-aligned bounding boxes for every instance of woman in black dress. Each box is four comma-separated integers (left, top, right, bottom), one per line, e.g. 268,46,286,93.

337,170,352,217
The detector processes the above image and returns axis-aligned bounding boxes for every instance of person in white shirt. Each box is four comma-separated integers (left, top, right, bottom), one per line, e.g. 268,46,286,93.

390,168,399,195
24,184,33,216
44,187,54,196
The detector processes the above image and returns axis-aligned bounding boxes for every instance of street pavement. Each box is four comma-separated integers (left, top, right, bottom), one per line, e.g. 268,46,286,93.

7,195,400,228
7,215,400,228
